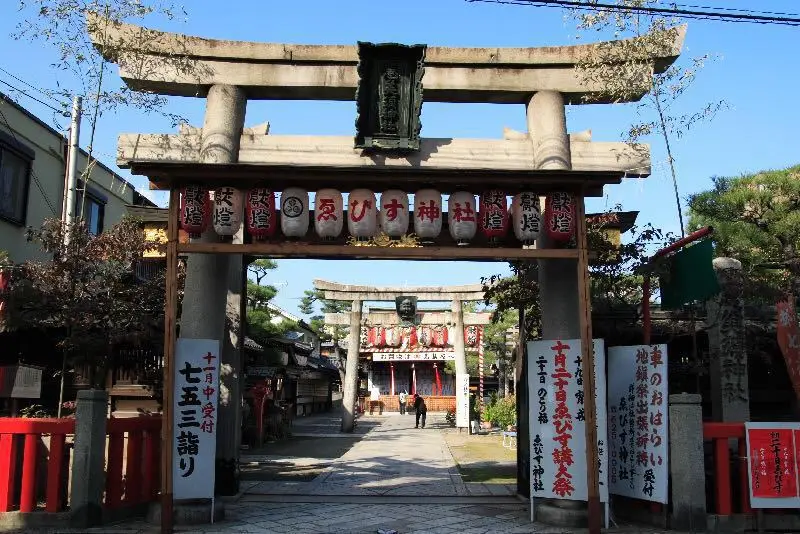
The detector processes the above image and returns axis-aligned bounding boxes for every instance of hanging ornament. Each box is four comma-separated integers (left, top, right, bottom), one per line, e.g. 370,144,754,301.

414,189,442,240
280,187,309,238
179,186,211,238
545,192,575,243
418,326,433,347
314,188,344,239
384,327,402,348
347,188,377,240
212,187,244,237
245,188,277,241
479,190,509,243
448,191,477,245
511,192,541,245
465,326,479,347
379,190,410,238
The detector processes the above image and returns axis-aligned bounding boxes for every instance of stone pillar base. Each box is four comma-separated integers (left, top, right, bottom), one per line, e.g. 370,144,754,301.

215,458,240,496
147,500,225,525
534,500,601,528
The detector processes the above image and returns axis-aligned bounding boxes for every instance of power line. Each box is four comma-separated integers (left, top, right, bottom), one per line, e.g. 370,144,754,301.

0,66,68,108
467,0,800,26
0,103,61,217
0,77,70,116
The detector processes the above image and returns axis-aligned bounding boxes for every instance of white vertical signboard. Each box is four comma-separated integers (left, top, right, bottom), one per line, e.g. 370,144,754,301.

456,373,470,428
528,339,609,504
607,345,669,504
174,338,220,500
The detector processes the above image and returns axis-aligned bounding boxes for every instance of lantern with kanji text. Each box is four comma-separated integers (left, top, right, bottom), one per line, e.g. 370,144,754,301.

180,185,211,238
479,190,508,242
280,187,309,238
545,192,575,242
414,189,442,240
245,188,277,240
511,192,541,245
379,190,409,238
347,188,377,240
448,191,477,245
213,187,244,237
314,189,344,239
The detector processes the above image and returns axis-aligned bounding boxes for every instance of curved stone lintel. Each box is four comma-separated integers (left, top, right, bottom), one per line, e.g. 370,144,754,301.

87,12,685,104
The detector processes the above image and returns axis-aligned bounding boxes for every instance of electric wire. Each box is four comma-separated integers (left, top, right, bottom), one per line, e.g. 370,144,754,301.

0,77,70,116
466,0,800,26
0,66,68,108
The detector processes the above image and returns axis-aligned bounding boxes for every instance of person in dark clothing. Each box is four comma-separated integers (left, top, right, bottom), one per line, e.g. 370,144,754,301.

413,393,427,428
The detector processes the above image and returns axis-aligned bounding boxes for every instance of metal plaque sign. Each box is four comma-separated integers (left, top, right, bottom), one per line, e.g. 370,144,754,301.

355,42,426,152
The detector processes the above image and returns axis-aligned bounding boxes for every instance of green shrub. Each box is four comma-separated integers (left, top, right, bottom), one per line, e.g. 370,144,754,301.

445,404,457,427
482,395,516,428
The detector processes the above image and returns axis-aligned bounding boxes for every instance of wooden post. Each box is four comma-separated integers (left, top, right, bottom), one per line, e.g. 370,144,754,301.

161,188,180,534
576,190,601,534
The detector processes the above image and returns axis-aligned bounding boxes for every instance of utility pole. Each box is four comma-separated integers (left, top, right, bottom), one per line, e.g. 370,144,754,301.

62,96,82,233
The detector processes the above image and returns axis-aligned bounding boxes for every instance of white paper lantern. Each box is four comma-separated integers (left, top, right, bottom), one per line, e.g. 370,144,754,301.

314,188,344,239
280,187,309,238
414,189,442,240
212,187,244,237
511,192,541,245
448,191,477,244
379,190,410,238
347,188,377,239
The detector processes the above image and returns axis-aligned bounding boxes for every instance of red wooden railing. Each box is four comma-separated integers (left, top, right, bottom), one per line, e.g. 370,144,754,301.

703,422,752,516
105,416,161,509
0,418,75,513
0,416,161,514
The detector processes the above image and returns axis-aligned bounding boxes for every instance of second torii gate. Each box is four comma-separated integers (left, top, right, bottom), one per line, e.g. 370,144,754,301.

313,279,486,432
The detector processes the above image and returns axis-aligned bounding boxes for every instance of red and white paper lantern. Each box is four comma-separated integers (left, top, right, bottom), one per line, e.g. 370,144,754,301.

180,186,211,238
314,188,344,239
448,191,477,245
213,187,244,237
384,327,402,348
511,192,541,245
479,190,509,242
414,189,443,240
418,326,433,347
280,187,309,238
245,188,277,240
380,190,409,237
347,188,377,240
545,192,575,242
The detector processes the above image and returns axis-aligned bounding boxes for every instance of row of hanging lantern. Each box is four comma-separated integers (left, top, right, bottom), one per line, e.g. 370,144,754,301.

179,186,576,244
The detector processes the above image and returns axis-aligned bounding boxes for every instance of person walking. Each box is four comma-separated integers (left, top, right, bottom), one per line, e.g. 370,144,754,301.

413,393,427,429
398,390,408,415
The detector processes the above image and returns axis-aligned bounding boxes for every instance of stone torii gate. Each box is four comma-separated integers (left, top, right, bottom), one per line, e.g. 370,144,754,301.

90,14,684,534
314,280,486,432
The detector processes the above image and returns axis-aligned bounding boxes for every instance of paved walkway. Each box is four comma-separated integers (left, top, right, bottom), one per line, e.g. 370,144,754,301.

16,413,685,533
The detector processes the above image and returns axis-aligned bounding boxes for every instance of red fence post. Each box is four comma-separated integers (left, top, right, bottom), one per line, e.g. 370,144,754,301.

124,430,142,505
142,429,157,501
715,437,732,515
0,433,19,512
106,431,125,508
19,434,38,513
738,437,752,514
45,434,66,513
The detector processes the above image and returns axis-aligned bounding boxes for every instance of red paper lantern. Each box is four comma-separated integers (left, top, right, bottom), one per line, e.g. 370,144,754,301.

245,188,277,240
545,192,575,242
180,186,211,238
479,190,509,241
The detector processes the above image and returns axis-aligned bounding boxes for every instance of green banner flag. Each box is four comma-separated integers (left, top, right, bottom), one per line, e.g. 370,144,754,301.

659,238,720,310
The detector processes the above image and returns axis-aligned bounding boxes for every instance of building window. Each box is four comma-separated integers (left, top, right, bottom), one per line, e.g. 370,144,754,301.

0,138,33,226
75,192,105,235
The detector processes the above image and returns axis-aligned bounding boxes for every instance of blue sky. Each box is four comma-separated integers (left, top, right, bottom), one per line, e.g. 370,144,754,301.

1,0,799,317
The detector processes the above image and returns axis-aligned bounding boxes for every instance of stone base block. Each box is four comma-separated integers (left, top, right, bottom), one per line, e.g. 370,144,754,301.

147,499,225,525
534,500,607,528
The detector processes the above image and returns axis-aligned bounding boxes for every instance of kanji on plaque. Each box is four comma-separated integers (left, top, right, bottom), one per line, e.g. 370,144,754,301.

607,344,669,503
179,186,211,238
173,338,220,500
747,428,797,499
245,188,276,240
527,338,609,503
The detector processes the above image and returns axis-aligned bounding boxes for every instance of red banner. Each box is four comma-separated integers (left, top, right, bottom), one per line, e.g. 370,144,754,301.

748,428,798,498
776,300,800,401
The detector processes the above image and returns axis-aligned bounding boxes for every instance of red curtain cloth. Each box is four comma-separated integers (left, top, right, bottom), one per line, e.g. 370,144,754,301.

434,363,442,396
